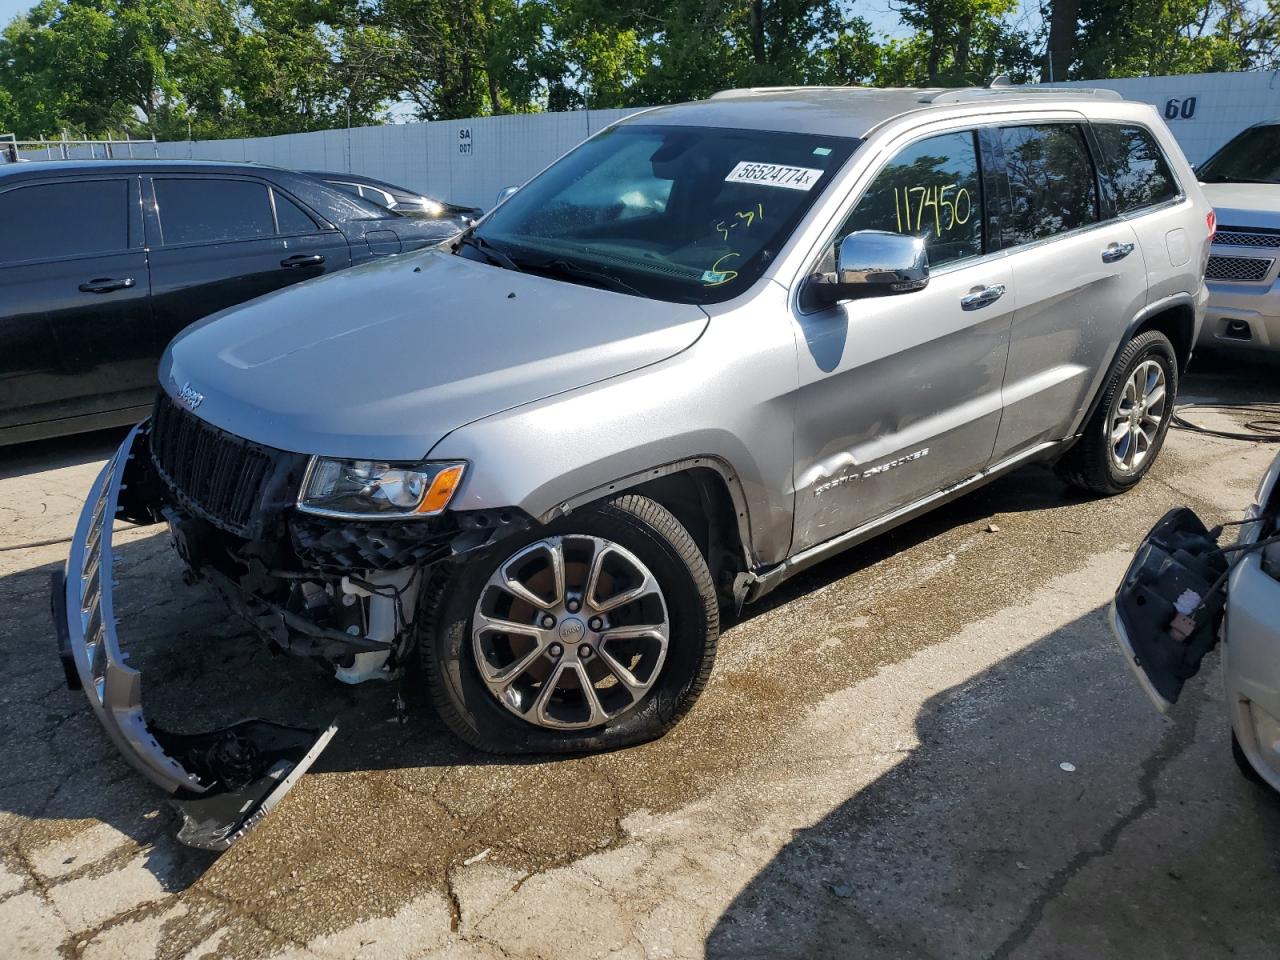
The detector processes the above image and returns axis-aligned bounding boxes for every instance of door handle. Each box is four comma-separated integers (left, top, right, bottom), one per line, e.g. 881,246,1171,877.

1101,242,1135,263
281,254,325,269
960,283,1006,310
78,277,135,294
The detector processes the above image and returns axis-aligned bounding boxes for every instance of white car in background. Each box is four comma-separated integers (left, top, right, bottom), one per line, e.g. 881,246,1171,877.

1112,452,1280,788
1197,122,1280,351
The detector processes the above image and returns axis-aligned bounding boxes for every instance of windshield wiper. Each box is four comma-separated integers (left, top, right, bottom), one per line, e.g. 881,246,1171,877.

522,258,643,297
458,233,522,272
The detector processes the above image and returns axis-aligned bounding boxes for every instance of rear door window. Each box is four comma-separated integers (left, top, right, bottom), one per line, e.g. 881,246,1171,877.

1092,124,1179,213
0,179,129,263
154,178,276,245
273,190,318,234
999,124,1100,245
833,130,984,269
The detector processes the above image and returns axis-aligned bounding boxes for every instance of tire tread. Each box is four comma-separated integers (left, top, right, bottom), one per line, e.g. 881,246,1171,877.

1057,330,1178,496
419,493,718,755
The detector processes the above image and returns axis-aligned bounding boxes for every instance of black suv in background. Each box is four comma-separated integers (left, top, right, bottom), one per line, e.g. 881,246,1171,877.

0,160,459,445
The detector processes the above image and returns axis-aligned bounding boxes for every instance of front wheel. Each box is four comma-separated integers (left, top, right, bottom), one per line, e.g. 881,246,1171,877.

420,494,719,754
1057,330,1178,496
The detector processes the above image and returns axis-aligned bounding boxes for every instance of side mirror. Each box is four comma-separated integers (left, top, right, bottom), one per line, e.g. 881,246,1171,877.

494,185,519,206
808,230,929,306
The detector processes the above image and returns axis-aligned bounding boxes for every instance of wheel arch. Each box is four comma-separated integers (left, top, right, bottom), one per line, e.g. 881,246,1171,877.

540,458,755,604
1131,298,1196,374
1071,292,1197,440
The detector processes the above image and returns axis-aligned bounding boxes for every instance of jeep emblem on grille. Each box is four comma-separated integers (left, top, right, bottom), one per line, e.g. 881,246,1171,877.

177,381,204,411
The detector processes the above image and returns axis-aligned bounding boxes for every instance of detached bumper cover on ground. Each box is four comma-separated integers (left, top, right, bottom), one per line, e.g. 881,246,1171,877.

1111,450,1280,787
52,424,336,851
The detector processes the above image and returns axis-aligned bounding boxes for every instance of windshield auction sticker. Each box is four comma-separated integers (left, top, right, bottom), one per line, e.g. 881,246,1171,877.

724,161,823,191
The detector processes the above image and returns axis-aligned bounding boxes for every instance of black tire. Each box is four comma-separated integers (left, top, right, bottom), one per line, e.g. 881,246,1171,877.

1057,330,1179,496
419,494,719,754
1232,730,1266,786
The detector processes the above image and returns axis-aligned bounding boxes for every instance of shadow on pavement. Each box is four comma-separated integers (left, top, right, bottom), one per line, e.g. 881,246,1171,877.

705,602,1280,959
0,425,131,480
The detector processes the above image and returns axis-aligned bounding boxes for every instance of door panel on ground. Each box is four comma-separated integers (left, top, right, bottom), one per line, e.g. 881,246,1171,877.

992,122,1149,459
1111,507,1227,711
0,176,154,430
791,129,1012,551
147,176,351,350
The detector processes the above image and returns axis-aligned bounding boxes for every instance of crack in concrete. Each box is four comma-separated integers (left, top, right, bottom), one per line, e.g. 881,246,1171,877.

987,688,1206,960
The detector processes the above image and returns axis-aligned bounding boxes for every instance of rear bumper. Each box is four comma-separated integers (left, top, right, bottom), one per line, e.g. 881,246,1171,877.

56,424,336,850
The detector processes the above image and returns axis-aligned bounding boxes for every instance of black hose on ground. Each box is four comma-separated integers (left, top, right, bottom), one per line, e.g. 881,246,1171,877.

1171,403,1280,442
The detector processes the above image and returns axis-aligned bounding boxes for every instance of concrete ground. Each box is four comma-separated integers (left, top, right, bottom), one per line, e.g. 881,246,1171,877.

2,351,1280,960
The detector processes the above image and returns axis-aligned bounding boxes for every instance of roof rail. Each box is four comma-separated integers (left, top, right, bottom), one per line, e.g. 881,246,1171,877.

920,86,1124,104
709,85,867,99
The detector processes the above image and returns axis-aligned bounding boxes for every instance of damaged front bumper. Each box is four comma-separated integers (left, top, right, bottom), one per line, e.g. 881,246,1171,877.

53,424,336,851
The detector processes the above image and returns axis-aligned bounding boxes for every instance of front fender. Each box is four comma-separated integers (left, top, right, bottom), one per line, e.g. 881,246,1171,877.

427,311,799,567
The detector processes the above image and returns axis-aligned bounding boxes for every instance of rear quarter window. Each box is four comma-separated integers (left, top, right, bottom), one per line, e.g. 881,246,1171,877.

273,190,318,234
1092,124,1180,213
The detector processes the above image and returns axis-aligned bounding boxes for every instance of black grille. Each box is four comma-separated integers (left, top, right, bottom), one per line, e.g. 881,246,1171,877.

1205,255,1274,282
150,393,279,536
1216,226,1280,249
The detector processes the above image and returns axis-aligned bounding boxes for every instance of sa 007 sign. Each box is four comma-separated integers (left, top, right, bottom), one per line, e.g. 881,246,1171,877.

458,127,473,156
1164,97,1197,120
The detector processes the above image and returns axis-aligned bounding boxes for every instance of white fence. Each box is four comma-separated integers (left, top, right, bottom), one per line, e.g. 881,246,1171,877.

1054,69,1280,163
154,108,645,209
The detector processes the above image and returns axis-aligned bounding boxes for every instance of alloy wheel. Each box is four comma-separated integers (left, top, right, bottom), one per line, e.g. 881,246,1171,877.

1109,359,1168,473
471,536,670,730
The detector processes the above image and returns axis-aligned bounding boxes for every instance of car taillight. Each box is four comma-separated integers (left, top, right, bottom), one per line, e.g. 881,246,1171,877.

1206,210,1217,239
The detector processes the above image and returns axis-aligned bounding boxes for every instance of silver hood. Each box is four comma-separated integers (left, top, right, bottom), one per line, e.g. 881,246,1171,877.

1201,182,1280,227
160,250,709,460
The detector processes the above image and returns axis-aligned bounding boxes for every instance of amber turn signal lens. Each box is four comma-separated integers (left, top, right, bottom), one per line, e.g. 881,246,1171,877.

416,463,466,514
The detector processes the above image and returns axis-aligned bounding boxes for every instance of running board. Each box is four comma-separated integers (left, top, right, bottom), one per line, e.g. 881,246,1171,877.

746,440,1064,602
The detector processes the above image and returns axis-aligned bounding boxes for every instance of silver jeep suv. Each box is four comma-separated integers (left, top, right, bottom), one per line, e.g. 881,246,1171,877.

1195,121,1280,351
57,85,1212,848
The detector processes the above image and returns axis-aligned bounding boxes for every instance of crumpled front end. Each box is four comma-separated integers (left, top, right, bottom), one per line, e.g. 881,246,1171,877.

55,397,531,850
53,423,337,850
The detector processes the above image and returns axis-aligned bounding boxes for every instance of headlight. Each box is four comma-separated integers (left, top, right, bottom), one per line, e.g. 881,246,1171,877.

298,458,466,518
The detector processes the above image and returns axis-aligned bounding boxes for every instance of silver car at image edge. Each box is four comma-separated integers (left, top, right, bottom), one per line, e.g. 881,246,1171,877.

1196,120,1280,351
53,84,1214,848
1111,451,1280,788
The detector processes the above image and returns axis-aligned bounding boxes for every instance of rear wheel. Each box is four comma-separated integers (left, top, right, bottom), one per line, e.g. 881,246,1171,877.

420,494,719,754
1058,330,1178,495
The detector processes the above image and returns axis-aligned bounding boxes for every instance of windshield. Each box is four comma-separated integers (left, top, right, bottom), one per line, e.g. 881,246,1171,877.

1198,125,1280,184
467,124,859,303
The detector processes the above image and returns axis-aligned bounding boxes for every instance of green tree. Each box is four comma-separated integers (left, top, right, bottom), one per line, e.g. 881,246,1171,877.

1068,0,1280,78
891,0,1032,84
